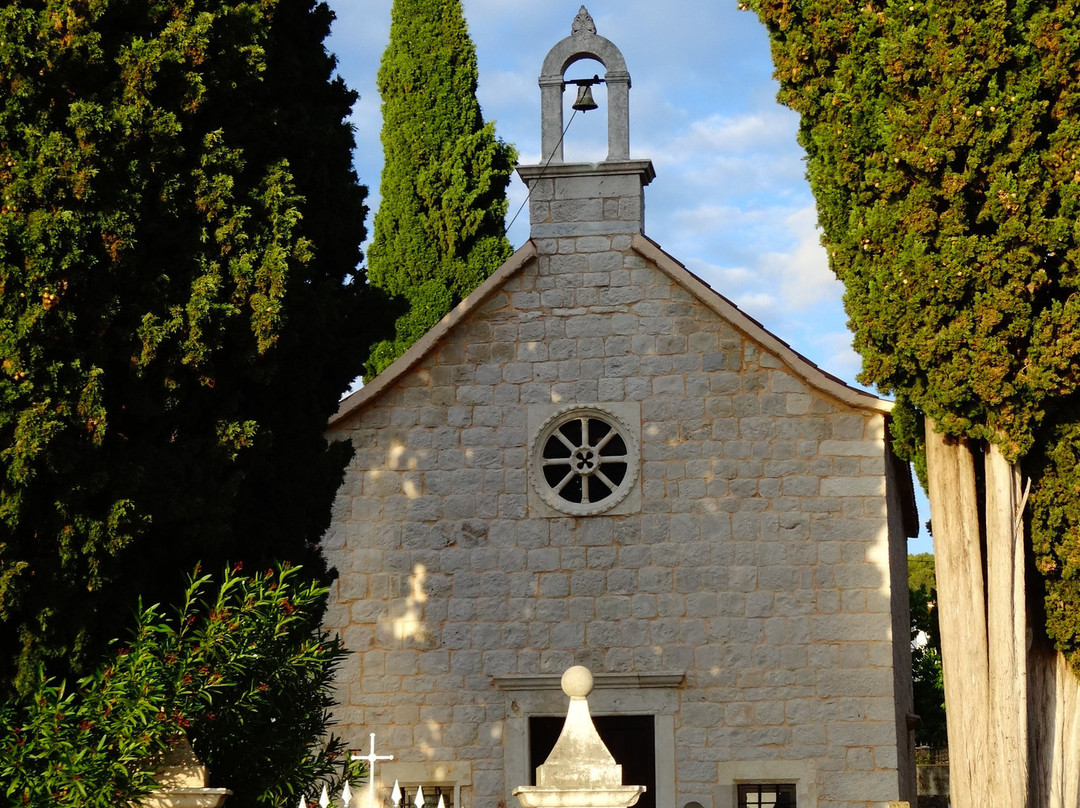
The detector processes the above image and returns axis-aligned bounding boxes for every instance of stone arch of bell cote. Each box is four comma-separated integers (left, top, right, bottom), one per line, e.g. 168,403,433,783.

539,6,631,163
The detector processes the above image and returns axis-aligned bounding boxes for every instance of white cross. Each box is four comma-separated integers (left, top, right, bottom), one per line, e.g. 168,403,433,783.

352,733,394,808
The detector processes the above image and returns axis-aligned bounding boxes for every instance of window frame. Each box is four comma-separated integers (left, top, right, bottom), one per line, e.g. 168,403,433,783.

377,762,471,808
389,783,457,808
736,782,797,807
494,672,681,808
526,403,641,517
716,762,816,808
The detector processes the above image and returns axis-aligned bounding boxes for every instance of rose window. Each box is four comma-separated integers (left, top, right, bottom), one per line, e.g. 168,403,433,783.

530,407,638,515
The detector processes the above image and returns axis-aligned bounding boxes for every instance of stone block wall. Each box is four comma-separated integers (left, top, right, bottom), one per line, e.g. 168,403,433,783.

324,234,911,808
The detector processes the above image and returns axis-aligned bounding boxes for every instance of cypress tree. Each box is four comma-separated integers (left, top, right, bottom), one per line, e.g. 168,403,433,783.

0,0,380,693
746,0,1080,803
365,0,517,378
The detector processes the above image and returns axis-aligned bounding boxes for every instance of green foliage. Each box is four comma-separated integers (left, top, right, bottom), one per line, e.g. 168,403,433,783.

1029,420,1080,673
907,554,946,744
908,552,937,593
364,0,517,378
746,0,1080,668
910,580,947,746
0,0,382,691
0,564,361,808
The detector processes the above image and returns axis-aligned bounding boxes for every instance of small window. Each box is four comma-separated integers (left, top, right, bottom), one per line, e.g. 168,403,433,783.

529,715,655,808
530,407,638,516
737,783,796,808
387,783,455,808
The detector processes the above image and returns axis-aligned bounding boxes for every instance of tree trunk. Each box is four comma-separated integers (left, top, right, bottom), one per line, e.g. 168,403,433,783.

985,442,1029,808
924,423,991,808
924,419,1080,808
1029,638,1080,807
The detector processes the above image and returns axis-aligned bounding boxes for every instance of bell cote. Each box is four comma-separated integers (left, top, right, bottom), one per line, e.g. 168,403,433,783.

517,7,656,241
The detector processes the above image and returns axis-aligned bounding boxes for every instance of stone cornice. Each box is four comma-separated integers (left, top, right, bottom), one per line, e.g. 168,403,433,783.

492,672,685,691
516,159,655,185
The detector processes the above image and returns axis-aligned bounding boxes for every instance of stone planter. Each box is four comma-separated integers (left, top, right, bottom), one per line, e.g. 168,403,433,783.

139,738,230,808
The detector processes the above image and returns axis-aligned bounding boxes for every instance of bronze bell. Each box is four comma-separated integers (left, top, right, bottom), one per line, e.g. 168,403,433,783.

572,83,598,113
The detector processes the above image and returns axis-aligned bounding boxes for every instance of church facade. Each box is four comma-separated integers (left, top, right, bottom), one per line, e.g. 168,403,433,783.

323,10,918,808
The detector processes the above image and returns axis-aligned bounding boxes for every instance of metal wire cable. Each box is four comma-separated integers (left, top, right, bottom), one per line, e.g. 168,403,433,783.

504,107,580,237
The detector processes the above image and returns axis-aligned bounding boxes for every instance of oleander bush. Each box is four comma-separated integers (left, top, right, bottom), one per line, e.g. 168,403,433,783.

0,564,360,808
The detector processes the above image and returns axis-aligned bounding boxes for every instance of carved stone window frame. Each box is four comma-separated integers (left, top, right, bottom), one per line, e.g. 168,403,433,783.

493,672,681,808
716,762,817,808
377,762,471,808
527,402,641,517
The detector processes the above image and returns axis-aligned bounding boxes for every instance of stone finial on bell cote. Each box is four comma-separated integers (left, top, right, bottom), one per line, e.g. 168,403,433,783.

517,7,656,242
571,5,597,36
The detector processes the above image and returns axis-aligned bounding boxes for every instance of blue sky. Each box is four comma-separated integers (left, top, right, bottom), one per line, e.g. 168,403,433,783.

324,1,932,553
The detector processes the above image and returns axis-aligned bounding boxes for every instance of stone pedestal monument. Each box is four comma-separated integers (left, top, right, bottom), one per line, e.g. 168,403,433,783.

513,666,645,808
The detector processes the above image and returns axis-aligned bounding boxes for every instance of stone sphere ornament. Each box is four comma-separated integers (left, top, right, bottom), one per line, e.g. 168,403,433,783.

561,665,594,698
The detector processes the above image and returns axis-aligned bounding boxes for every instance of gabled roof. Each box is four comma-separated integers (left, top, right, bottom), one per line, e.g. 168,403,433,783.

331,241,538,429
330,234,891,428
629,234,890,414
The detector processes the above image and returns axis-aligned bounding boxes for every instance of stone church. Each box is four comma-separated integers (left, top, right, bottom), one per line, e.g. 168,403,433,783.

323,9,919,808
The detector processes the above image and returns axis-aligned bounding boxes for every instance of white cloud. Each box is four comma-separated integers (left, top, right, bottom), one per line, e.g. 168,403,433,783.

660,109,799,157
758,206,837,311
732,291,779,315
815,330,863,377
710,264,755,288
